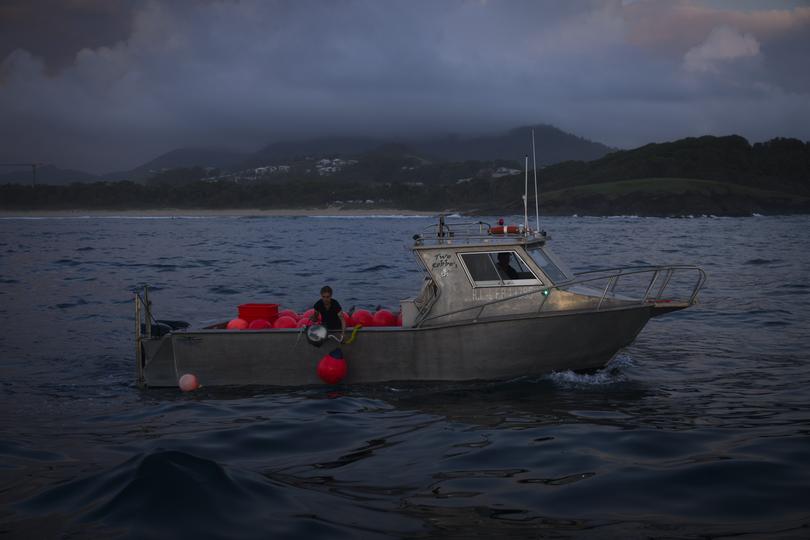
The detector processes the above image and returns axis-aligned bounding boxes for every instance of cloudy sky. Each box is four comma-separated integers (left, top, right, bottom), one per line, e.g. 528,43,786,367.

1,0,809,173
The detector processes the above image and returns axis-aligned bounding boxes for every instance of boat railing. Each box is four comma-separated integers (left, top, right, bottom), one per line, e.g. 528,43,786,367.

134,286,153,386
416,264,706,326
416,220,547,246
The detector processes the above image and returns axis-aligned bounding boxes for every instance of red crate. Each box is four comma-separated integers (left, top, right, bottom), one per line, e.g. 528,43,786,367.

238,303,279,323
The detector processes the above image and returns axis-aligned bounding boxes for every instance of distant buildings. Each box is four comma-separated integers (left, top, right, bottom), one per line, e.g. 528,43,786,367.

164,156,360,183
253,165,291,176
316,158,357,175
492,166,521,178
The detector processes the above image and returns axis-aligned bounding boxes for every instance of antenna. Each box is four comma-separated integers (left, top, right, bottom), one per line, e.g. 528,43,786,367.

532,129,539,231
0,162,42,187
523,155,529,233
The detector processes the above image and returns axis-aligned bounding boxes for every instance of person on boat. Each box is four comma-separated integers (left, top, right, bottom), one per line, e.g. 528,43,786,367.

311,285,346,339
496,252,519,280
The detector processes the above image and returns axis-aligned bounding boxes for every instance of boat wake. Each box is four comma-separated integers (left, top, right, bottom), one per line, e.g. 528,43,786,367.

546,354,635,387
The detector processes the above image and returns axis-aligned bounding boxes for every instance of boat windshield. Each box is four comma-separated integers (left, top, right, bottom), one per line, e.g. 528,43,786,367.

459,251,542,287
526,246,568,283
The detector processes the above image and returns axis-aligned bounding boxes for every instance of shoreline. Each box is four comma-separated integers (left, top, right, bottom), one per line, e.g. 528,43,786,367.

0,208,443,218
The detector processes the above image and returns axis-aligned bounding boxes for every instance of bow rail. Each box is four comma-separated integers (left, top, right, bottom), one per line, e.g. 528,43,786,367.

416,264,706,326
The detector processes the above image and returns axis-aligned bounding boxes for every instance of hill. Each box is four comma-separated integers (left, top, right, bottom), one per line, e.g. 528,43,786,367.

3,133,809,216
242,137,382,168
476,178,810,216
105,148,249,181
412,125,612,164
206,124,612,169
0,165,98,186
540,135,810,196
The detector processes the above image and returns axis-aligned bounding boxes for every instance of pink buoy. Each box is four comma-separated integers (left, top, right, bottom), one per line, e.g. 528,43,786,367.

353,309,374,327
179,373,199,392
373,309,396,327
248,319,273,330
226,318,248,330
274,315,298,328
317,349,347,385
302,308,316,320
278,309,298,320
296,317,314,328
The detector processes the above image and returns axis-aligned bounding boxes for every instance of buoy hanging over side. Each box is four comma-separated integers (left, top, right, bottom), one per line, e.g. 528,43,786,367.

317,349,347,385
179,373,199,392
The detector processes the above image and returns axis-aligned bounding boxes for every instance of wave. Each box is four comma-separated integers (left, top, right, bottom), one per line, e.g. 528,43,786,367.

307,214,434,219
358,264,394,273
15,449,416,538
0,215,225,220
546,354,635,387
744,258,782,266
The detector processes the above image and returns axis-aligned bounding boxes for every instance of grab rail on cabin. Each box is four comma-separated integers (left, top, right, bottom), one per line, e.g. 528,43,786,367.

415,265,706,326
134,285,156,387
415,218,549,246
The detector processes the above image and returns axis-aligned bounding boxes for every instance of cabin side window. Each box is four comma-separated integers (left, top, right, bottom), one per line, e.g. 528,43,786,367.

459,251,542,287
527,247,568,283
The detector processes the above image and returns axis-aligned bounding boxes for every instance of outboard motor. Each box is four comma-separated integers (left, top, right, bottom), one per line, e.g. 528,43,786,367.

306,324,328,347
140,320,190,338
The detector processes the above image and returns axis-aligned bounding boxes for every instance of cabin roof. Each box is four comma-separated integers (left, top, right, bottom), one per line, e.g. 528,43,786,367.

412,219,551,251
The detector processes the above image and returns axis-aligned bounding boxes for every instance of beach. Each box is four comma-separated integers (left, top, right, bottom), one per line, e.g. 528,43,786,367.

0,208,442,218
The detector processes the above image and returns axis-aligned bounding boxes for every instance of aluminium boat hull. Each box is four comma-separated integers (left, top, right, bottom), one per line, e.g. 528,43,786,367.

140,303,667,388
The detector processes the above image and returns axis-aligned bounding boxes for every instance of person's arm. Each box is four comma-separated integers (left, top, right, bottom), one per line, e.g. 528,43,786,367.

310,302,320,322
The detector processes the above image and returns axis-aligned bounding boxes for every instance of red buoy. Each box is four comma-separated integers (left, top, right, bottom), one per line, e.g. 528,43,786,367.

296,317,314,328
273,315,298,328
302,308,317,320
373,309,396,327
353,309,374,327
278,309,298,320
341,311,354,327
317,349,347,385
248,318,273,330
226,318,248,330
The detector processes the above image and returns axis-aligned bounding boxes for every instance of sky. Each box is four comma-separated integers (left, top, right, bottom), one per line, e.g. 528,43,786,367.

1,0,809,174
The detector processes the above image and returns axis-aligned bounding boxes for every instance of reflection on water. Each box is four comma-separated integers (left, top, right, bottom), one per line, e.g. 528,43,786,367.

1,215,809,538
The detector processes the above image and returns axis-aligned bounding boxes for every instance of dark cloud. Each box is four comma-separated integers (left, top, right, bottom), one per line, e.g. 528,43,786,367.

0,0,141,72
1,0,809,173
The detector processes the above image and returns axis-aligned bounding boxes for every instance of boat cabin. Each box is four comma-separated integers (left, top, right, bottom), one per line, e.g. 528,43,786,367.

401,219,585,327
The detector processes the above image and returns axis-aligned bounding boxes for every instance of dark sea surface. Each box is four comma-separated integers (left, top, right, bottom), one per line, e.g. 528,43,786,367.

1,214,809,539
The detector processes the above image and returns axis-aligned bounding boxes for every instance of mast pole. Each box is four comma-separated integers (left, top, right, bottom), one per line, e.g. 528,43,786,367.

523,155,529,233
532,129,539,231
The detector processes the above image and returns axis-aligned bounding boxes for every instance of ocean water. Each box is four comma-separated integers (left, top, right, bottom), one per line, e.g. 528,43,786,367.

1,214,808,539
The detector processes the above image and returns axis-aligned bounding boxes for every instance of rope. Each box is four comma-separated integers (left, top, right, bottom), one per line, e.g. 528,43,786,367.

135,292,159,324
344,324,363,345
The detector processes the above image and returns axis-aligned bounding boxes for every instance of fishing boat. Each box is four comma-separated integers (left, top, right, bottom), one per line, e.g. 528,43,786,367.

135,213,706,388
137,133,705,388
